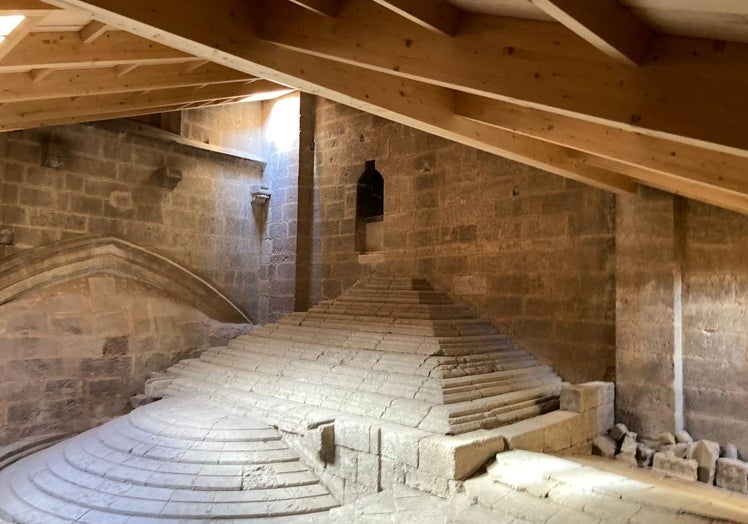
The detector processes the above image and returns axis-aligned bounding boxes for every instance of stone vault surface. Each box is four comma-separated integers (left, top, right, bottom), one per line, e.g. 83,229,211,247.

0,397,337,523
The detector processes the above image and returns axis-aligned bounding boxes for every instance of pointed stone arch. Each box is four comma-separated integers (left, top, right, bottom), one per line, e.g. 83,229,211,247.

0,236,252,324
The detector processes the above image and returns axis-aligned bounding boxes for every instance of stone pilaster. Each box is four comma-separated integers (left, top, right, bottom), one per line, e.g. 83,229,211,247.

615,187,683,438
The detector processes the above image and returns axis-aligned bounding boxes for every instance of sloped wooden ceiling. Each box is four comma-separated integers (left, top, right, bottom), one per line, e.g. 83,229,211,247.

6,0,748,216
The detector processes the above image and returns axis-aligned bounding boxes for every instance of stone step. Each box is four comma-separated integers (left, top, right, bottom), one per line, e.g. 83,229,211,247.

105,417,284,453
183,356,438,406
7,468,91,523
0,433,71,473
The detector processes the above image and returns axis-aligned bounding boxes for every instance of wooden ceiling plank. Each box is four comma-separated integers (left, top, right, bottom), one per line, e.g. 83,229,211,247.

0,0,61,15
0,15,40,61
529,0,652,64
0,62,253,103
0,30,198,72
457,93,748,203
0,78,285,131
287,0,338,17
251,0,748,158
79,19,108,43
371,0,461,36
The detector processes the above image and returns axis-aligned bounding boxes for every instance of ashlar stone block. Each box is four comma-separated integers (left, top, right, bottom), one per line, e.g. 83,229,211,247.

652,452,698,482
592,435,616,459
380,424,430,468
418,431,505,480
691,440,720,484
560,381,614,413
715,458,748,493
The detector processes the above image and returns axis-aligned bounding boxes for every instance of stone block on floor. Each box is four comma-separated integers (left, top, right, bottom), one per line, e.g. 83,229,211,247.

652,452,698,482
715,458,748,493
418,430,505,480
692,440,720,484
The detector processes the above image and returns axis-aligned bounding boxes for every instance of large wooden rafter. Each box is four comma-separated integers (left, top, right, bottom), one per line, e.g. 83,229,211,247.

0,30,200,73
0,79,285,131
529,0,652,64
253,0,748,158
41,0,639,195
5,0,748,216
372,0,461,36
0,62,253,103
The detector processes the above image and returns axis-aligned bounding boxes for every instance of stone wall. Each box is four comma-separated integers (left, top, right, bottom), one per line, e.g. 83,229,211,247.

681,200,748,453
0,117,264,318
0,274,246,445
0,100,304,443
616,189,748,454
311,99,616,383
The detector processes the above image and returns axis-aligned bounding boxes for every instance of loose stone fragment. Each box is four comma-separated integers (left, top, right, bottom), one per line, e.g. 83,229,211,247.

652,452,698,482
659,443,688,458
636,444,655,468
609,423,629,443
723,443,738,460
592,435,616,459
658,432,676,447
691,440,720,484
715,458,748,493
674,430,693,444
616,434,638,466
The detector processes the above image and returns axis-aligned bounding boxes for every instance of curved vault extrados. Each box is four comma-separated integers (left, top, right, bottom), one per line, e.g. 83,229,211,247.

0,236,252,324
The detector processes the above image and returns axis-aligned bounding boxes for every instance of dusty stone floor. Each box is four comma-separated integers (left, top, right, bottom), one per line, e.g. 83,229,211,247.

300,452,748,524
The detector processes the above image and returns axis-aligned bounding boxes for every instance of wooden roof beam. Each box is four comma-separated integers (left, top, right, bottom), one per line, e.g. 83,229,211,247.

30,0,643,195
530,0,651,65
0,78,285,131
0,62,254,103
253,0,748,158
0,30,200,73
371,0,461,36
287,0,338,17
457,93,748,214
79,19,108,43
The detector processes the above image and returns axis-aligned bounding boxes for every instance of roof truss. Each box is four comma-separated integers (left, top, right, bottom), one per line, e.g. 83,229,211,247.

0,0,745,216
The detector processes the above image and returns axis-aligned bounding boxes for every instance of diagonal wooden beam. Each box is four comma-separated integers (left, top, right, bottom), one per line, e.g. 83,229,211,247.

30,0,642,195
0,15,40,61
288,0,338,17
79,19,108,43
0,79,285,131
529,0,652,65
371,0,461,36
253,0,748,158
0,62,254,103
457,93,748,214
0,30,200,73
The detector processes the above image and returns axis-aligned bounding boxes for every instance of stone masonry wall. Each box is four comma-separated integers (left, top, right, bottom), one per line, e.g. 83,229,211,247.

0,101,303,443
681,199,748,453
0,274,247,445
616,189,748,455
311,99,616,383
0,118,265,318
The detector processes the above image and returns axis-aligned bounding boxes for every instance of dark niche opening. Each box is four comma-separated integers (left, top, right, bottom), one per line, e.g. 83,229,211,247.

356,160,384,253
